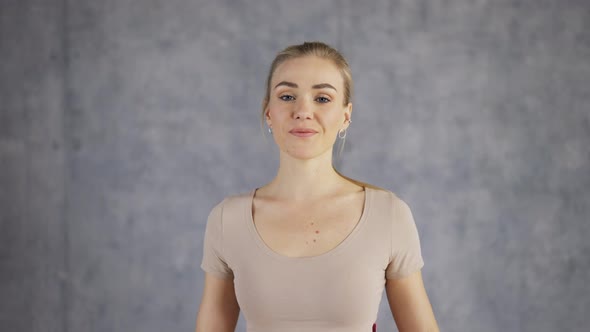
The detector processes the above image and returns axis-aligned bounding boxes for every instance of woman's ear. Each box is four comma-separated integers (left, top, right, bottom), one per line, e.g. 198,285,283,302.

343,102,352,128
262,99,271,124
264,104,272,127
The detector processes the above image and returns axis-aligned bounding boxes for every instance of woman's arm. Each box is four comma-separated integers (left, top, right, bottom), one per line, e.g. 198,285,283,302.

195,273,240,332
386,270,439,332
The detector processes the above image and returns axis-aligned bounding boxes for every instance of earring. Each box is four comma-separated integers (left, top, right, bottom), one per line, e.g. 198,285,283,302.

338,128,347,139
268,126,273,134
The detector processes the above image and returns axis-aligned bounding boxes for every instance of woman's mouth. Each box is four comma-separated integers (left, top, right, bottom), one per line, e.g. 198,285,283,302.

289,128,318,137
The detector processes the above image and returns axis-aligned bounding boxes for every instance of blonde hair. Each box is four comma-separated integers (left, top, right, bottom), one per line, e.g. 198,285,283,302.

260,41,353,128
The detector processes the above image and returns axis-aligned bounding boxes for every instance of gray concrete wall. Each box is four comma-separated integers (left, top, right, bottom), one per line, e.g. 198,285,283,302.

1,0,589,331
1,1,66,331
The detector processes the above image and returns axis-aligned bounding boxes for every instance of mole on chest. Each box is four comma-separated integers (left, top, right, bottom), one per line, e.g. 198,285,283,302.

302,220,321,245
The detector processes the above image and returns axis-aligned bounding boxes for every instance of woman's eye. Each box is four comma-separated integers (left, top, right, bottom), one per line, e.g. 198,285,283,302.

280,95,295,101
316,96,331,103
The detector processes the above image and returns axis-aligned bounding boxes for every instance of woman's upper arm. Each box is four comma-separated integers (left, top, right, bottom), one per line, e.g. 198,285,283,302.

195,272,240,332
385,270,439,332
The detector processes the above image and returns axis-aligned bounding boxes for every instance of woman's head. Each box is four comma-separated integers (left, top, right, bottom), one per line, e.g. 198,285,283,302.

262,42,353,161
261,42,353,125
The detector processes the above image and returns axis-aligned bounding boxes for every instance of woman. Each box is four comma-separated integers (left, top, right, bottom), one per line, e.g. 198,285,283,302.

196,41,439,332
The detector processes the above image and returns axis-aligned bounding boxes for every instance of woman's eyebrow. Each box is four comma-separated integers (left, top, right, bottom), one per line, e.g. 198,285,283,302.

274,81,298,89
274,81,337,91
312,83,337,91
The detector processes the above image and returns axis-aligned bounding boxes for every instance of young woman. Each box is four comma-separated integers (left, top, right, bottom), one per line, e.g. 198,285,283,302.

196,41,439,332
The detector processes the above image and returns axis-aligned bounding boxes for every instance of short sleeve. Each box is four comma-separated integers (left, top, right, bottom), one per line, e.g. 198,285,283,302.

200,199,234,280
385,196,425,279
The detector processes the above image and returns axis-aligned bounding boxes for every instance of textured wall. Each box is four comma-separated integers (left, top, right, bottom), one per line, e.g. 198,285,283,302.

1,0,589,331
1,1,66,331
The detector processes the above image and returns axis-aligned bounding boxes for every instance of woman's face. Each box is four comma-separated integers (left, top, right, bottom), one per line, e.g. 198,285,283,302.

265,55,352,161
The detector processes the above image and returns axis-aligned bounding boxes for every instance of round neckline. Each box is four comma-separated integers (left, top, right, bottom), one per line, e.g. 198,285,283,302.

245,186,372,261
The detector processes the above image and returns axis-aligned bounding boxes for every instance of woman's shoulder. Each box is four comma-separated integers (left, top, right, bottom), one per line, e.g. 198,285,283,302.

360,185,419,237
344,178,398,199
208,190,253,212
335,173,387,192
354,181,410,209
225,189,254,201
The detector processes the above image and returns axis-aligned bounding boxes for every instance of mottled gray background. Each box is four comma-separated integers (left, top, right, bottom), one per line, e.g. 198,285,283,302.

1,0,589,331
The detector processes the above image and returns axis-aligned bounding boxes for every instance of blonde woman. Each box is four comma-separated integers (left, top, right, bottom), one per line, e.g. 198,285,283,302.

196,41,439,332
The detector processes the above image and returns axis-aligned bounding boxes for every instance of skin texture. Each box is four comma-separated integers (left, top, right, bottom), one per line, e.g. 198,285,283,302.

195,55,439,332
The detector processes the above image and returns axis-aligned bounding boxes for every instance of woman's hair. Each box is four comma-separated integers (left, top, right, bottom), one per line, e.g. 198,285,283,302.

260,41,353,127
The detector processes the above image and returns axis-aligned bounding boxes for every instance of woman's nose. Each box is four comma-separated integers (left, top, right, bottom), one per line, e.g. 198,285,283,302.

294,99,313,120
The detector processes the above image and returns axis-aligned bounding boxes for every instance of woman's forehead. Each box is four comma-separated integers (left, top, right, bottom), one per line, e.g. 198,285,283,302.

271,56,343,89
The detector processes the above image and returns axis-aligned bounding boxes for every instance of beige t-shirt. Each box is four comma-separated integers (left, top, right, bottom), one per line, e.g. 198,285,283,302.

201,187,424,332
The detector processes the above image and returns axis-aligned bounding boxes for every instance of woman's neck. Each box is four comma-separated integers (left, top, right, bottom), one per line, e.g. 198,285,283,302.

263,151,347,201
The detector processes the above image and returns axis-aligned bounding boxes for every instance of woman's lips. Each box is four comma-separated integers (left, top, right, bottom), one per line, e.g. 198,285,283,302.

289,129,317,137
